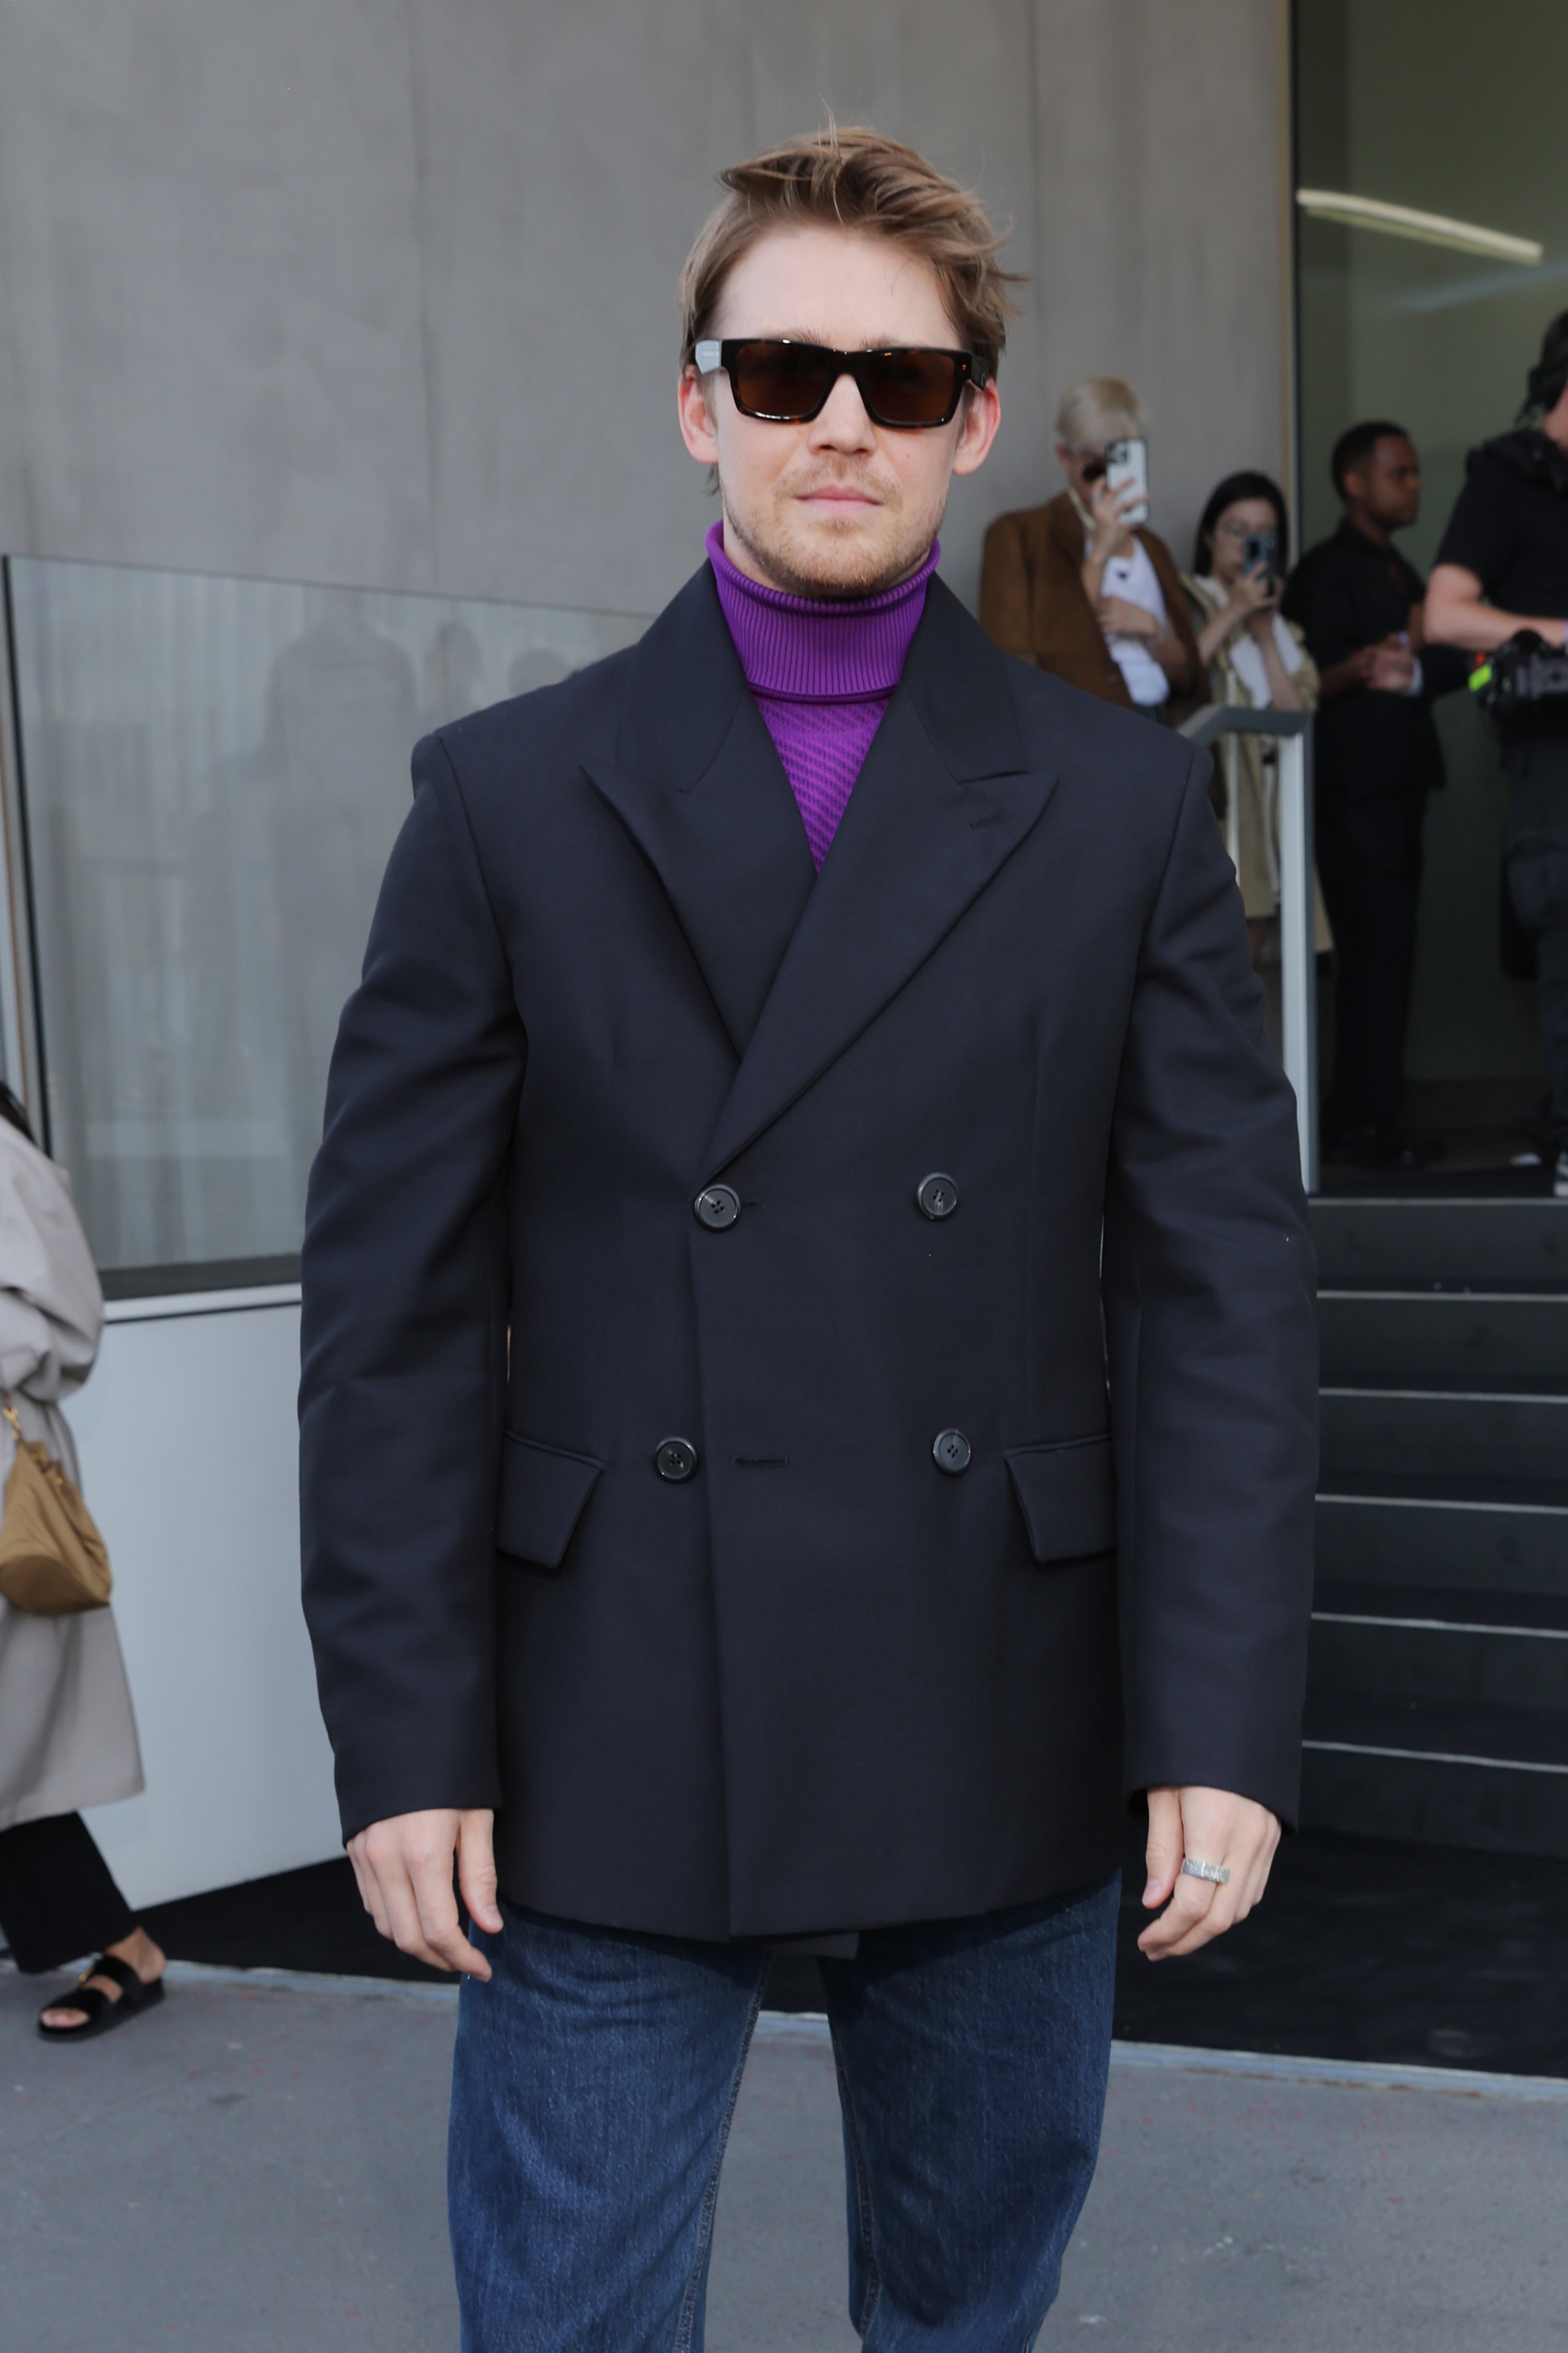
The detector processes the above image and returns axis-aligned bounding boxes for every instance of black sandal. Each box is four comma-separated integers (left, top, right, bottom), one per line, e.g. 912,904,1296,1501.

37,1951,166,2042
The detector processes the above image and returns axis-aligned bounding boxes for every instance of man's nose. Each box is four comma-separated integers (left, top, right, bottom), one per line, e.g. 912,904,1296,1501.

807,370,877,449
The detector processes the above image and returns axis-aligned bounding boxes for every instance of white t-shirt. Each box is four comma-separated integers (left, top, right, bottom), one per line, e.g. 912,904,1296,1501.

1098,535,1170,708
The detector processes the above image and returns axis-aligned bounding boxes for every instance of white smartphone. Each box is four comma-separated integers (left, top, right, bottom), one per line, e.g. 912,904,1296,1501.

1105,436,1150,527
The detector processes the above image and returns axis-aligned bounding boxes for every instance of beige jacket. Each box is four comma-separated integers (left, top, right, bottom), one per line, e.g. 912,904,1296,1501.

0,1120,142,1830
1182,573,1330,948
981,492,1202,706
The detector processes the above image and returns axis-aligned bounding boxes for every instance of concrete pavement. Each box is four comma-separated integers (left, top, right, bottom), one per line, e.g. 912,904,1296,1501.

3,1961,1565,2350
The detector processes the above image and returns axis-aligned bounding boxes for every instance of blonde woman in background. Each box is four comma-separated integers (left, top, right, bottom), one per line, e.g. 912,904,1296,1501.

981,377,1200,711
0,1082,164,2040
1183,471,1325,967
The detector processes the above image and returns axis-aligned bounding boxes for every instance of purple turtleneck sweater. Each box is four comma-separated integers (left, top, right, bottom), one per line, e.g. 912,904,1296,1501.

706,520,938,870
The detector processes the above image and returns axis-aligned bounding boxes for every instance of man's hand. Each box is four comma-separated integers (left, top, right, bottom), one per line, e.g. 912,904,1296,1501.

347,1807,503,1979
1085,473,1146,561
1366,634,1417,692
1137,1785,1280,1961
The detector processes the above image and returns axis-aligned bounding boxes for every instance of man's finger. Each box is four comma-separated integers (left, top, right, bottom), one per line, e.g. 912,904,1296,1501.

457,1813,503,1936
1137,1877,1219,1958
1142,1787,1184,1908
1146,1868,1253,1958
372,1855,445,1964
349,1841,393,1941
410,1861,493,1979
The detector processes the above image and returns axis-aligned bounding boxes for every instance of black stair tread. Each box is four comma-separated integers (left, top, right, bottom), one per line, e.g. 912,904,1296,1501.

1318,1285,1568,1298
1322,1378,1568,1399
1318,1280,1568,1297
1313,1579,1568,1634
1303,1692,1568,1769
1309,1197,1568,1287
1318,1470,1568,1509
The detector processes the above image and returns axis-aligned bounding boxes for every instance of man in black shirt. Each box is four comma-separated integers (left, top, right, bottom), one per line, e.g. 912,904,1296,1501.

1428,313,1568,1200
1283,423,1467,1165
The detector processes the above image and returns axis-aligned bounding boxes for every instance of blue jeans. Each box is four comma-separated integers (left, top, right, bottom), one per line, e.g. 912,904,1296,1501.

448,1874,1119,2352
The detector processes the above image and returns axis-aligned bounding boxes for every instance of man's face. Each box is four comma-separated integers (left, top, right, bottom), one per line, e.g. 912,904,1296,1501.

1348,435,1422,530
678,223,1001,598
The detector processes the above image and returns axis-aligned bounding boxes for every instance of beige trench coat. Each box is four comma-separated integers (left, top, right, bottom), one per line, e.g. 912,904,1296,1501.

1182,573,1332,949
0,1120,142,1831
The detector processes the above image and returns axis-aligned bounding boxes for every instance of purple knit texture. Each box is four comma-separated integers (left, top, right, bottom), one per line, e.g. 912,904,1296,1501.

706,520,938,869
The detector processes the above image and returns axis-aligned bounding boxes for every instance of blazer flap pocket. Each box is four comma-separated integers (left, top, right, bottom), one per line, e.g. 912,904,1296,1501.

1004,1434,1116,1565
497,1434,604,1570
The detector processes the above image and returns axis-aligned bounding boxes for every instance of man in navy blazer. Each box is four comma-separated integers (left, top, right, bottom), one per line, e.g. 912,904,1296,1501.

302,126,1316,2352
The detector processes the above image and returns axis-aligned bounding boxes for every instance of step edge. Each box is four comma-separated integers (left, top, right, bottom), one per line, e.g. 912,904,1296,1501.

1304,1738,1568,1775
1318,1491,1568,1515
1313,1611,1568,1639
1319,1289,1568,1301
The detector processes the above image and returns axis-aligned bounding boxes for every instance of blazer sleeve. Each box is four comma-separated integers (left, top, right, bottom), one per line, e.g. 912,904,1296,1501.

1101,748,1318,1825
979,514,1037,663
299,733,526,1842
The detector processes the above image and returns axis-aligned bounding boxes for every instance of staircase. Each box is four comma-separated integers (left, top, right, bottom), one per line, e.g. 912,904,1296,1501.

1306,1197,1568,1855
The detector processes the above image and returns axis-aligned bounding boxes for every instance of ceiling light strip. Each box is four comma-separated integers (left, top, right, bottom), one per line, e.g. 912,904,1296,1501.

1296,188,1543,266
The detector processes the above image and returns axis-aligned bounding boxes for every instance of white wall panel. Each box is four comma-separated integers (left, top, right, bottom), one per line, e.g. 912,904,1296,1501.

64,1294,337,1907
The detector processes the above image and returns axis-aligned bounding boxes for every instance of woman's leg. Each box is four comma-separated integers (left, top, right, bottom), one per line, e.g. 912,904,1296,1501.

0,1812,134,1970
0,1812,164,2029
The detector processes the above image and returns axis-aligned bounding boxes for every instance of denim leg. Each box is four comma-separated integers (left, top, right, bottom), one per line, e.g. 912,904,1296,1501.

448,1906,768,2353
820,1875,1120,2353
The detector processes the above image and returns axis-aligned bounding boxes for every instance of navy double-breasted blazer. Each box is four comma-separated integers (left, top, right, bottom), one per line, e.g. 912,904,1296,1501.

299,564,1318,1942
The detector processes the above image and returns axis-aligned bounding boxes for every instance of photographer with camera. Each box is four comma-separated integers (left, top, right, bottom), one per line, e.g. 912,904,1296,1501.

1427,313,1568,1200
1282,423,1467,1168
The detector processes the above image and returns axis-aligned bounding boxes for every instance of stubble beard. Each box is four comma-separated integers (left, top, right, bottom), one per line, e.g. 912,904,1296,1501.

723,471,945,602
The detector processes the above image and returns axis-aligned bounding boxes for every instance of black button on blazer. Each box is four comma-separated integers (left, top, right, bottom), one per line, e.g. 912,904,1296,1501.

299,566,1318,1943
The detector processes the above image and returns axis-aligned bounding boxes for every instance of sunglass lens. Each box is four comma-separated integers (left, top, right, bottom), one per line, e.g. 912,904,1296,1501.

863,350,963,425
729,342,835,421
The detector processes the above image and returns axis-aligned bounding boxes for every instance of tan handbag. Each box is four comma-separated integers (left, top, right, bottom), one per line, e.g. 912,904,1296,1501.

0,1395,112,1614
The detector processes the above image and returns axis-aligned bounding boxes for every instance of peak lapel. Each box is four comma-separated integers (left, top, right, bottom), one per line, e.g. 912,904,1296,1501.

585,569,816,1056
702,582,1054,1176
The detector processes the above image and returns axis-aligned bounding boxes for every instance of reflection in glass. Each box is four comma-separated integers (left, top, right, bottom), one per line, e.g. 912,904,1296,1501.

5,560,644,1285
1293,0,1567,1118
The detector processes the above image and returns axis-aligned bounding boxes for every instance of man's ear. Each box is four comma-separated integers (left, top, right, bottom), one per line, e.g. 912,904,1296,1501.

951,380,1002,479
678,366,721,466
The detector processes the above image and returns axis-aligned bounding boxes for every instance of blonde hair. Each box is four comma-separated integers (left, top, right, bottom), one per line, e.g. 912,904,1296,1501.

1055,377,1147,451
678,125,1021,379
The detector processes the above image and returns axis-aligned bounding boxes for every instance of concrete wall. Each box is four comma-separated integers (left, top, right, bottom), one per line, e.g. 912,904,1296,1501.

0,0,1286,619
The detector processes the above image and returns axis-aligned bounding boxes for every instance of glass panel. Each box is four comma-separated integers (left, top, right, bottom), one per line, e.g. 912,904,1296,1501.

5,560,644,1288
1293,0,1568,1149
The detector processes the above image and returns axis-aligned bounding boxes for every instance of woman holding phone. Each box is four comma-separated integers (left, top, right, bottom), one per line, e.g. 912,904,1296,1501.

980,377,1200,712
1183,472,1322,965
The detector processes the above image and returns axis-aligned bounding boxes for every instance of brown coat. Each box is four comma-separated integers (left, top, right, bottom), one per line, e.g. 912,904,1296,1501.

979,491,1200,708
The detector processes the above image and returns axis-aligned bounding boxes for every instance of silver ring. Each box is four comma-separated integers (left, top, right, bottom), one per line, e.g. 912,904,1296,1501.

1180,1856,1230,1886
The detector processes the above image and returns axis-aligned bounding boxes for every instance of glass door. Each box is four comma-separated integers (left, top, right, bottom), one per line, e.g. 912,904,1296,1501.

1294,0,1568,1173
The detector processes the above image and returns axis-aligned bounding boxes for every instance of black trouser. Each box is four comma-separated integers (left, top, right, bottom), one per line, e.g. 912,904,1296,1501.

1315,770,1428,1133
0,1811,136,1973
1503,731,1568,1156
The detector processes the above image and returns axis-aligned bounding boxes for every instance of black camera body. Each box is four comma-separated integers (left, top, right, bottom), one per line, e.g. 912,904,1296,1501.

1469,629,1568,732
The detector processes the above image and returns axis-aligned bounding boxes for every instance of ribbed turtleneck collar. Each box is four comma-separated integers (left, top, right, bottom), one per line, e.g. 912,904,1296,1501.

705,519,938,703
